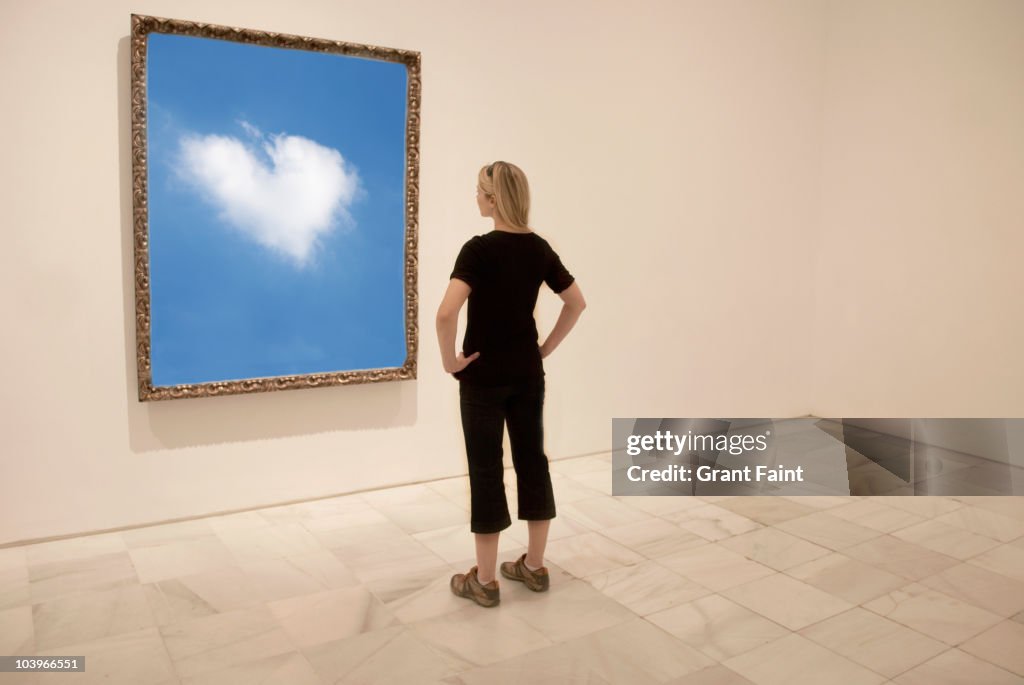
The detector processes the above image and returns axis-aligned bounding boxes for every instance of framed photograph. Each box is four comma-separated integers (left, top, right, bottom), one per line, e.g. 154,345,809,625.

130,14,420,401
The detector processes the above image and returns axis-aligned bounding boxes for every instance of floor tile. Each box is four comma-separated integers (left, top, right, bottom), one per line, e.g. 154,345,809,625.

891,519,1001,560
412,523,521,564
143,564,264,625
826,499,928,533
718,528,831,571
498,577,635,643
843,535,960,581
598,518,707,559
0,604,34,655
862,582,1003,646
216,523,326,564
28,552,140,605
293,508,393,537
267,584,399,649
127,537,236,585
353,552,453,606
179,651,322,685
549,472,604,503
445,616,713,684
958,619,1024,676
779,496,852,510
657,542,777,592
32,583,155,651
406,603,553,668
647,594,790,661
774,511,882,550
723,633,886,685
558,496,653,531
0,550,29,608
0,547,27,574
720,573,852,631
234,548,362,602
549,455,609,475
424,475,471,506
966,543,1024,583
35,626,177,685
500,513,592,545
882,497,963,518
933,505,1024,543
543,531,645,578
954,496,1024,519
301,624,455,684
585,559,711,616
783,552,908,605
159,605,294,679
371,498,470,535
667,665,757,684
918,561,1024,618
664,504,763,541
891,648,1021,685
714,497,818,525
564,469,613,496
798,607,947,678
0,563,30,612
619,494,707,517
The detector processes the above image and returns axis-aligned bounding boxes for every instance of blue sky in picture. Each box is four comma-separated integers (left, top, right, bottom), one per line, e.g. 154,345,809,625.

146,32,408,386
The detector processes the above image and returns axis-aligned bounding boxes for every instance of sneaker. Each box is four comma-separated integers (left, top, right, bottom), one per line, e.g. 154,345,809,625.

450,565,500,607
500,553,550,592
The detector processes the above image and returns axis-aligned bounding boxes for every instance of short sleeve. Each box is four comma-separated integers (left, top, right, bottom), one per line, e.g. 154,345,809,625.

544,246,575,294
450,237,483,289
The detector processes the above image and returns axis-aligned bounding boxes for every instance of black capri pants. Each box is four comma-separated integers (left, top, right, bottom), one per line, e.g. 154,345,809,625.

459,377,557,534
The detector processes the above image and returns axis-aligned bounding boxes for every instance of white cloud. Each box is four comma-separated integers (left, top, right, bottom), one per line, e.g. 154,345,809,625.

238,120,263,139
176,122,362,268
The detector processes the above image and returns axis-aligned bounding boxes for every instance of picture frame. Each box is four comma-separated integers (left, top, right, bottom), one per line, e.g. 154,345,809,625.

129,14,420,401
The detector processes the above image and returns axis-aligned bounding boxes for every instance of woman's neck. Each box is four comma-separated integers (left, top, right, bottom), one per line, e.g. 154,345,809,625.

493,222,531,233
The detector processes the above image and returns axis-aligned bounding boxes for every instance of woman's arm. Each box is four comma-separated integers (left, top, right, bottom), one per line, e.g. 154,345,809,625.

436,278,480,374
540,281,586,359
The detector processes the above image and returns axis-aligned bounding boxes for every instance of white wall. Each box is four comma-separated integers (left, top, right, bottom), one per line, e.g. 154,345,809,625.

813,0,1024,415
0,0,874,546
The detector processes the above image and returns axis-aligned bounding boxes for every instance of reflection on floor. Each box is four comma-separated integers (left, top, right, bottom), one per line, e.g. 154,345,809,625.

815,418,1024,496
1,453,1023,684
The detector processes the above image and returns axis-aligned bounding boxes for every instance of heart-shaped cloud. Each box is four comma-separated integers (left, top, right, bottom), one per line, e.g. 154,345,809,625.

176,122,361,268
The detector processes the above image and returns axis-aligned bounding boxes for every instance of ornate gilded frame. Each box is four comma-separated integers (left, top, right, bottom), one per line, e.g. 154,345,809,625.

130,14,420,401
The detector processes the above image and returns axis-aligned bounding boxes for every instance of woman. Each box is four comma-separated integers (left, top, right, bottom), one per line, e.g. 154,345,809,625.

435,161,586,608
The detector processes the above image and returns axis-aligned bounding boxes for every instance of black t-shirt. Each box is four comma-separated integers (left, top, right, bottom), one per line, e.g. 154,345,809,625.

449,229,575,386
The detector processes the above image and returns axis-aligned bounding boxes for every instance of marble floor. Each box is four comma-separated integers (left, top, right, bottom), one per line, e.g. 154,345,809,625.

2,453,1024,684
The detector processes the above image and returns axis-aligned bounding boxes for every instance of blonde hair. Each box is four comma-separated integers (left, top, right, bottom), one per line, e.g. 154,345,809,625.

478,161,531,230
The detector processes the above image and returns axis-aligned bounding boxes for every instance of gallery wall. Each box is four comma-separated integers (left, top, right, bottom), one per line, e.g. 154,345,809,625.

10,0,1017,545
812,0,1024,416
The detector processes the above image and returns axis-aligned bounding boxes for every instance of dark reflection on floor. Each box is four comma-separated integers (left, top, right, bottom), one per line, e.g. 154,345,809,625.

816,418,1024,495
